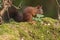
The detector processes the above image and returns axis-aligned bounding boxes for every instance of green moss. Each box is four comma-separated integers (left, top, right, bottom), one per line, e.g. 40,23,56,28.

0,17,60,40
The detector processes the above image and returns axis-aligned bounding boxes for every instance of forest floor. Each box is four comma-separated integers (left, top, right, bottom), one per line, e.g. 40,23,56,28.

0,17,60,40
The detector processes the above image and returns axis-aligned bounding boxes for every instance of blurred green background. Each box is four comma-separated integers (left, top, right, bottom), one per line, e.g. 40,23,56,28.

12,0,60,19
0,0,60,19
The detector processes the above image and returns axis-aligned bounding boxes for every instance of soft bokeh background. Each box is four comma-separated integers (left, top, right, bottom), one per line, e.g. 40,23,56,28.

13,0,60,19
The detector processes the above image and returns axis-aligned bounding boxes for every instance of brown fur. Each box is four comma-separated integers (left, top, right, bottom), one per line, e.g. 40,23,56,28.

0,0,22,24
4,6,23,22
0,5,43,24
23,5,43,22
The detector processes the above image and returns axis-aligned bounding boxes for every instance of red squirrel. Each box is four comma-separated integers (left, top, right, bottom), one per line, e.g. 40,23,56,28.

23,5,43,22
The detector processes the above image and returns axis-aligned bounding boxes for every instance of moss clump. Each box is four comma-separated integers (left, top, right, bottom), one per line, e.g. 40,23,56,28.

0,17,60,40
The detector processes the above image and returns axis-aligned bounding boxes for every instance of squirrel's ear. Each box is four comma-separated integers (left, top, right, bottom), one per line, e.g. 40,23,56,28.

35,5,42,9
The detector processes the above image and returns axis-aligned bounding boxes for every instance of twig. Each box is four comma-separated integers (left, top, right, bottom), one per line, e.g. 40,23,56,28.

18,1,23,8
56,0,60,7
56,0,60,21
12,1,23,9
12,4,20,9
